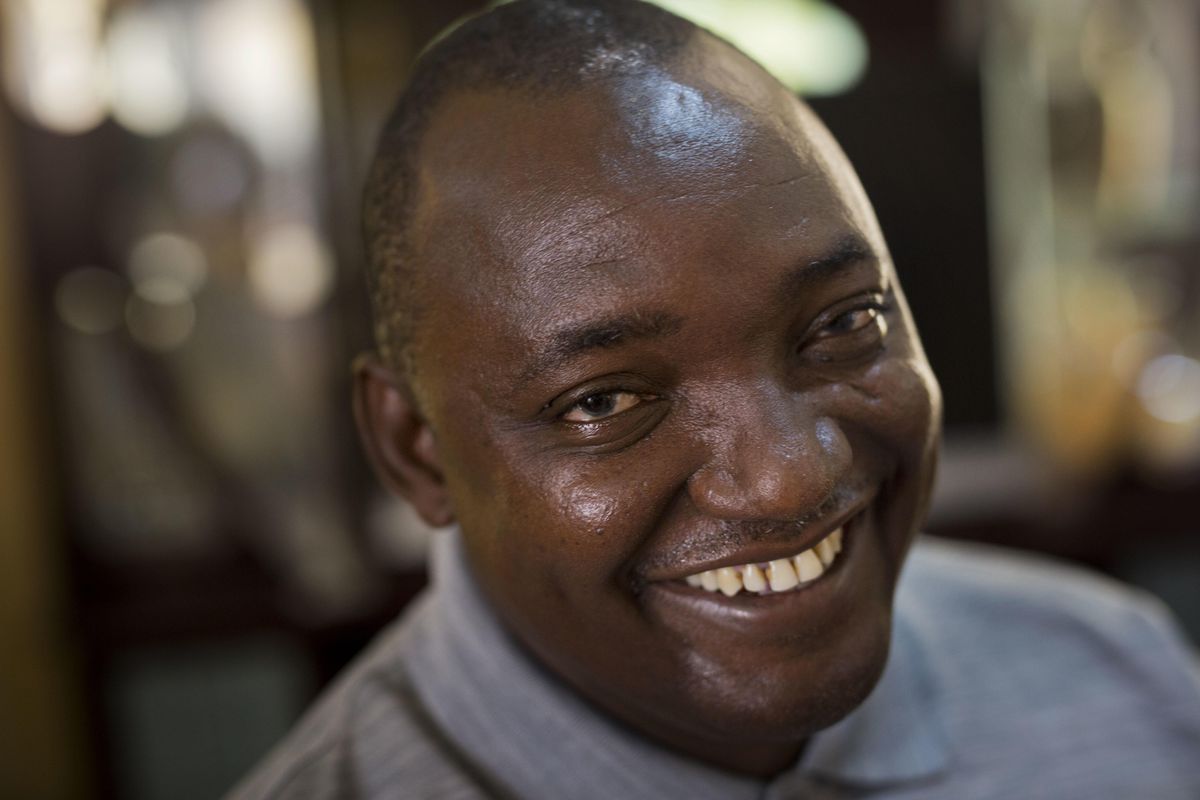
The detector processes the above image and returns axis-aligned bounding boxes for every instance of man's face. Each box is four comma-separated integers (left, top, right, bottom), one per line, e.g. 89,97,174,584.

402,40,940,773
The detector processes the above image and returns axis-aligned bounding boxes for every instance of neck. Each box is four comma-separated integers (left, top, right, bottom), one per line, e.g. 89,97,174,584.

577,689,809,778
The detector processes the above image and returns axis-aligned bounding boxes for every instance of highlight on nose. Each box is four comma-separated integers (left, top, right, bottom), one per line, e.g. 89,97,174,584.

687,413,852,521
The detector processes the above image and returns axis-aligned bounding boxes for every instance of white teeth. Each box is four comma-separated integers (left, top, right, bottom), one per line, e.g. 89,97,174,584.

716,567,742,597
794,549,824,582
683,527,847,596
815,537,836,567
742,563,767,593
767,558,799,591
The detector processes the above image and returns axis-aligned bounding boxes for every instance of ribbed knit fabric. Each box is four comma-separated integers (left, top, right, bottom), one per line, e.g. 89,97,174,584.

228,532,1200,799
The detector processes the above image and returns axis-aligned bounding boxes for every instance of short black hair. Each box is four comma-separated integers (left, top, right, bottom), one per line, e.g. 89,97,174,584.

362,0,698,372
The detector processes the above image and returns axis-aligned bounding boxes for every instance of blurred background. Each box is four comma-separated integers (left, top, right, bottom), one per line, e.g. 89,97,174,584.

1,0,1198,797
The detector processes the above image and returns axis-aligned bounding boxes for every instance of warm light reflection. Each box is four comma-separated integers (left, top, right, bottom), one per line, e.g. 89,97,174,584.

2,0,109,134
1138,355,1200,425
3,0,320,145
195,0,320,166
1111,330,1174,387
106,5,188,136
1080,2,1177,229
247,223,334,318
649,0,868,96
983,0,1200,474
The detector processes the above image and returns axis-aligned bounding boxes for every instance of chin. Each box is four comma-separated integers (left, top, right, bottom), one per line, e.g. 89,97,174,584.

700,616,892,745
594,614,893,776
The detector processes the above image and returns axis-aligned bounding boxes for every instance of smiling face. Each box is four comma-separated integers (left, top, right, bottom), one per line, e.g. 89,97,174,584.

361,36,941,775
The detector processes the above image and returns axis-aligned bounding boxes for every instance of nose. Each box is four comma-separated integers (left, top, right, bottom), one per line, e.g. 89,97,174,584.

686,389,852,522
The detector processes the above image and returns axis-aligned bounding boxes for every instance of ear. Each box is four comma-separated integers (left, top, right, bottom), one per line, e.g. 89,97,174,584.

352,354,455,528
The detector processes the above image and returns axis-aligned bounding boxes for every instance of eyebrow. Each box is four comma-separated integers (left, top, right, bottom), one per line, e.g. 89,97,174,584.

518,310,684,384
780,233,879,295
514,234,877,385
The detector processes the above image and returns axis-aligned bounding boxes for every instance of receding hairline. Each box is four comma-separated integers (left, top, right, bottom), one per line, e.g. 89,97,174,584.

361,0,811,381
361,0,716,373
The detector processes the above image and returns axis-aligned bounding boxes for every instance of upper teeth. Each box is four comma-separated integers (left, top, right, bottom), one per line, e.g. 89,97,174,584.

684,527,844,597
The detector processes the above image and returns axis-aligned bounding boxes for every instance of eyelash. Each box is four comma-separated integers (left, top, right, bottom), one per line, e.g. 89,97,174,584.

559,388,652,424
821,297,890,334
802,295,891,361
549,385,668,453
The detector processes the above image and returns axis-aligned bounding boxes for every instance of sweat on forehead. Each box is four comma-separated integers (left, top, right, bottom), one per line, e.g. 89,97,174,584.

361,0,764,372
409,77,827,292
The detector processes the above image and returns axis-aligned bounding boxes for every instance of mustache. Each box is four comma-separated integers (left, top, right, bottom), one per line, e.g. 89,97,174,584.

641,478,873,573
713,485,848,539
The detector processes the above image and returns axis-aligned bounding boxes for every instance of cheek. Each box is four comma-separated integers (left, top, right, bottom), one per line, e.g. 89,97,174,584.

844,354,942,558
844,353,941,460
533,464,674,578
554,481,619,534
445,434,668,582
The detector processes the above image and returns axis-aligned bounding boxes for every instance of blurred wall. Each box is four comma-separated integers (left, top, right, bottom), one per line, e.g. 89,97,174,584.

0,1,1198,798
0,107,91,799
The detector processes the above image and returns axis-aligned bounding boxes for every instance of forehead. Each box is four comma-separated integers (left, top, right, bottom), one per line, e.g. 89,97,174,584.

417,36,787,193
407,39,884,363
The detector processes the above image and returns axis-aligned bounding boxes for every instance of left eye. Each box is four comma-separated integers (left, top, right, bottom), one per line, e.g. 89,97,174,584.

802,298,890,363
824,306,881,335
562,391,646,422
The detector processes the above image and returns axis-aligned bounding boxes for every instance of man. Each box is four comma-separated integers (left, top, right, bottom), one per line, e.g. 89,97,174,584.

231,1,1200,797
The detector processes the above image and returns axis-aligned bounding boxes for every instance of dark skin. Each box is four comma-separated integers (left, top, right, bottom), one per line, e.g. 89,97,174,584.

356,34,941,777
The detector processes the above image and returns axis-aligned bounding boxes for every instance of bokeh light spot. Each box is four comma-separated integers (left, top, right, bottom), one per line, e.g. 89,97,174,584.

128,232,209,300
54,267,126,334
1137,354,1200,424
247,223,334,319
106,5,189,136
649,0,868,96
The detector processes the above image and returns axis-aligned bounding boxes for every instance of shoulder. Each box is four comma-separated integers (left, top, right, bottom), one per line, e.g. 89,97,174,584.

901,535,1189,651
899,535,1200,693
224,595,491,800
897,536,1200,796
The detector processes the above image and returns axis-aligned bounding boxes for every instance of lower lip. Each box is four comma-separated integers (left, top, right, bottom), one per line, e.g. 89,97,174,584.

642,516,868,636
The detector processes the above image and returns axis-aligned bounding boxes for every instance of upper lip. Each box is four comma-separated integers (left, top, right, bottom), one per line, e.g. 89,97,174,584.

642,492,874,583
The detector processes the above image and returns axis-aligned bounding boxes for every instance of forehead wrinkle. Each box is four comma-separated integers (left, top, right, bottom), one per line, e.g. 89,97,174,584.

412,70,829,294
581,172,813,230
479,163,817,304
410,53,887,386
